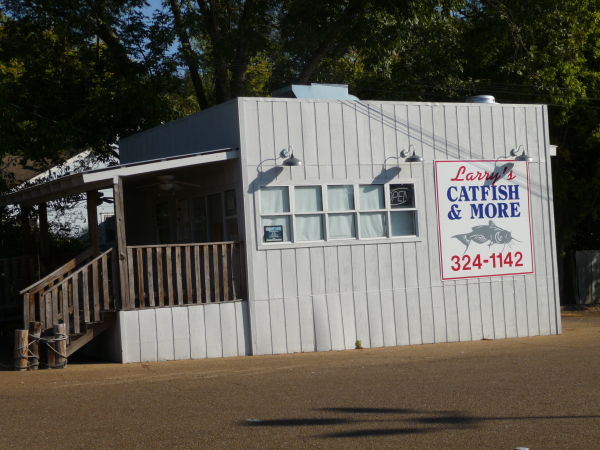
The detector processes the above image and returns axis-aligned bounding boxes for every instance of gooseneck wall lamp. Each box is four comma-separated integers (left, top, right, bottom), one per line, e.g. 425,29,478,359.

511,145,534,162
400,145,424,163
280,146,303,166
384,155,401,169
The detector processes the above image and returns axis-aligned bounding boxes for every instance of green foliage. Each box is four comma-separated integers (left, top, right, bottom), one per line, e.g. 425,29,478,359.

0,0,598,253
457,0,600,252
0,3,185,164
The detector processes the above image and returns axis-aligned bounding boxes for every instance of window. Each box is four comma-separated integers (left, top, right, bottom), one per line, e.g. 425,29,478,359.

191,197,208,242
224,189,239,240
259,183,418,244
261,187,291,242
359,185,386,238
157,189,239,245
389,184,417,237
295,186,324,241
156,201,171,243
328,186,356,239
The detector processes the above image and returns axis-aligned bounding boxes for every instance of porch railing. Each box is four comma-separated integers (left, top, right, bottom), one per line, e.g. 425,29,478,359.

21,248,115,333
126,241,245,309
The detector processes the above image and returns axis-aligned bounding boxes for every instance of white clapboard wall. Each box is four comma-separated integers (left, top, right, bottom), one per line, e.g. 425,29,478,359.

238,98,561,355
116,302,251,363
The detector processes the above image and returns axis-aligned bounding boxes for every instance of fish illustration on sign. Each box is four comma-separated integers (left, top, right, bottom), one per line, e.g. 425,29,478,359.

452,220,520,253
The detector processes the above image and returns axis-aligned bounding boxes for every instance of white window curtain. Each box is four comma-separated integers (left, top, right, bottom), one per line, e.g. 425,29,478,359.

262,216,290,241
295,186,322,212
359,185,384,210
329,213,356,239
295,214,323,241
360,212,386,238
391,211,416,236
328,185,354,211
261,187,289,214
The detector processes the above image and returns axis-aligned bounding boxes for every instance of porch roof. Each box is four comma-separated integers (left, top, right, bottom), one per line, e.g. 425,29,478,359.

0,148,239,206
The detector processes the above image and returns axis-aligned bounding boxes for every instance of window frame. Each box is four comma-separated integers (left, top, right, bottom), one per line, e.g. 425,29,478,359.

257,180,421,248
154,185,239,245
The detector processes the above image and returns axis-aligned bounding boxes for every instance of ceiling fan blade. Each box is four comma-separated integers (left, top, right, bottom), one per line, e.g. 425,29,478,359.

136,182,159,190
175,181,203,189
157,174,175,183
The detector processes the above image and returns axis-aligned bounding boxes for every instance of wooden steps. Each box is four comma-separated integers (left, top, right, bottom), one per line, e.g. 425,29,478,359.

19,248,118,361
67,313,116,357
21,248,116,333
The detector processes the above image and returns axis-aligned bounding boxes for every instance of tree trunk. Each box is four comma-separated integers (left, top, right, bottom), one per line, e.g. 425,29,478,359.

168,0,209,109
197,0,231,103
229,0,257,97
296,0,367,84
94,20,140,76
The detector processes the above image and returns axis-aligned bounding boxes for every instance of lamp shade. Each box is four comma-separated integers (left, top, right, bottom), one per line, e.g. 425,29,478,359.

511,145,534,162
283,155,303,166
515,153,533,162
405,152,424,163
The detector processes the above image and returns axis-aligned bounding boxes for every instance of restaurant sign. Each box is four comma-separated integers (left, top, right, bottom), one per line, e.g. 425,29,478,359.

435,160,534,280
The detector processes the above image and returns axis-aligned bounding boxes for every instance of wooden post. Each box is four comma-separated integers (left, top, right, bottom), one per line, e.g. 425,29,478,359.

110,248,120,309
46,338,55,369
14,329,29,371
113,177,130,310
23,292,30,329
19,205,33,255
50,323,67,369
28,321,42,370
87,191,100,254
38,203,49,274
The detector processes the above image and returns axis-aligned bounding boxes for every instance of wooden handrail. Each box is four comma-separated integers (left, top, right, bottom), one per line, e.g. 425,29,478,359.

126,241,238,249
22,247,115,332
43,249,113,295
20,248,94,295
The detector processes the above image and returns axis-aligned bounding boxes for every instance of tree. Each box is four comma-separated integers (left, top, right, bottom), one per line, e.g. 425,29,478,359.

458,0,600,253
0,2,186,168
159,0,467,104
1,0,598,278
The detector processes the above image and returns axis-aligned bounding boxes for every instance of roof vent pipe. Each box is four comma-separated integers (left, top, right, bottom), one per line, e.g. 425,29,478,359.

466,95,496,103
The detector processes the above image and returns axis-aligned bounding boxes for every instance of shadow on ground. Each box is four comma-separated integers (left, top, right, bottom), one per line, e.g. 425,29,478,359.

242,406,600,438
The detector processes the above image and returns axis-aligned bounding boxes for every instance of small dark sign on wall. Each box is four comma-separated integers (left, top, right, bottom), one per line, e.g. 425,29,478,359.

264,225,284,242
390,184,414,208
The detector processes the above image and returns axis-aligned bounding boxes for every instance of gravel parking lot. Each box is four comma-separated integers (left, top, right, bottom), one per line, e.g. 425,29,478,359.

1,311,598,449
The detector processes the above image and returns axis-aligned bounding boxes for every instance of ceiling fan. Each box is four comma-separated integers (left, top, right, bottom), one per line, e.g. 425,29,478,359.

98,192,114,204
137,174,202,192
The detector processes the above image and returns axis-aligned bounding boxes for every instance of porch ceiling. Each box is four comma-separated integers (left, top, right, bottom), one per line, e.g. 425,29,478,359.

0,148,239,206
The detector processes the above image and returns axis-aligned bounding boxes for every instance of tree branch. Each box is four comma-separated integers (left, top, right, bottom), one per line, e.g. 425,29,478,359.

296,0,367,84
168,0,209,109
94,20,140,77
229,0,257,97
197,0,231,102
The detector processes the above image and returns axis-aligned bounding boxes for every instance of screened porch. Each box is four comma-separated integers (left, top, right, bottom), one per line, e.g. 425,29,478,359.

1,149,247,350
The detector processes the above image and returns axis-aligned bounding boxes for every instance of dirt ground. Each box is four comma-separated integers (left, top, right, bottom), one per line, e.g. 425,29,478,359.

1,311,599,449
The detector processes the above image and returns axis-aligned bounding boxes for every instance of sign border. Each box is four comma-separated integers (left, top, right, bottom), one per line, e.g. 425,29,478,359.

434,160,535,281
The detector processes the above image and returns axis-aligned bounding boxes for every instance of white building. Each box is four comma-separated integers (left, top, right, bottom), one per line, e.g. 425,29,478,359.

1,85,560,362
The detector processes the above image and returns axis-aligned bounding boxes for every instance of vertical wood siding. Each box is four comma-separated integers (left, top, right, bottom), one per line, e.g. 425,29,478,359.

119,301,250,363
240,98,560,355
